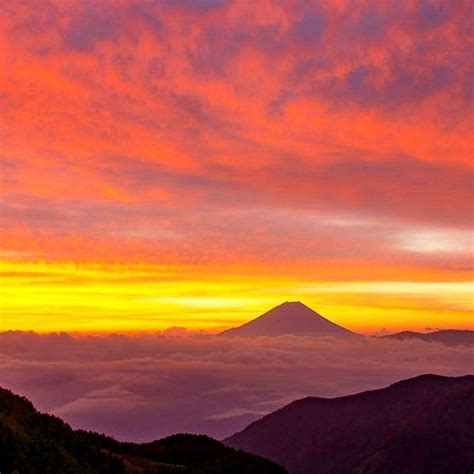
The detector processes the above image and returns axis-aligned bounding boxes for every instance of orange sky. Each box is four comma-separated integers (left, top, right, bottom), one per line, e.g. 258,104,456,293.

0,0,473,333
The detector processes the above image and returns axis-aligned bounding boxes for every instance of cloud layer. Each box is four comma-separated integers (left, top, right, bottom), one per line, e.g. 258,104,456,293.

1,0,472,268
0,331,472,441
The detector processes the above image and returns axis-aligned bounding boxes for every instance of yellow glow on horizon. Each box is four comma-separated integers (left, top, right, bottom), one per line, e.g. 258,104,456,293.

1,261,473,334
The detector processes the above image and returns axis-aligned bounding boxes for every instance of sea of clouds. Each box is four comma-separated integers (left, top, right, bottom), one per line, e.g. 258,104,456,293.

0,330,472,442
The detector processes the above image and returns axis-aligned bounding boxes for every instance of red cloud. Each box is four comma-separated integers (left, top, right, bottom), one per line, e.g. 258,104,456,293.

0,0,472,272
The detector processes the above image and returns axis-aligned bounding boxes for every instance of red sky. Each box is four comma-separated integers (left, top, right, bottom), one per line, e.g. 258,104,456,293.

0,0,473,332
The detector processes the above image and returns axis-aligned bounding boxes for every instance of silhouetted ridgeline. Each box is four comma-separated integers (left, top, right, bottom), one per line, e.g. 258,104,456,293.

2,375,473,473
381,329,474,346
0,387,286,474
225,374,474,474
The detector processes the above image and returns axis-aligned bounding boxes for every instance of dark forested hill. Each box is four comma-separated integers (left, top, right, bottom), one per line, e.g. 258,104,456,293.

0,387,286,474
225,374,474,474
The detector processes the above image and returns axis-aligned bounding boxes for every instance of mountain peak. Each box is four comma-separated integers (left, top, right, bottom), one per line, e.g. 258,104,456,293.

219,302,357,338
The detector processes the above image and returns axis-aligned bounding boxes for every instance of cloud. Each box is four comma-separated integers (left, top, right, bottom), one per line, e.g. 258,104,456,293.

289,7,326,45
418,0,455,29
0,331,472,441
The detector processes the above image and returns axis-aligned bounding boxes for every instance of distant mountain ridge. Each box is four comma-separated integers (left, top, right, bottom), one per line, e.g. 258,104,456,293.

225,374,474,474
382,329,474,345
219,301,357,338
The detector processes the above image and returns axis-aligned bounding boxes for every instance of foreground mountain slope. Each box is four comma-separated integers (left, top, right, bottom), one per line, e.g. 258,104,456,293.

382,329,474,346
225,374,474,474
0,387,286,474
219,301,356,337
354,386,474,474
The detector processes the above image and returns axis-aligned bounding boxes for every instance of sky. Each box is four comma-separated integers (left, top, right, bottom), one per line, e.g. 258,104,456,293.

0,0,473,333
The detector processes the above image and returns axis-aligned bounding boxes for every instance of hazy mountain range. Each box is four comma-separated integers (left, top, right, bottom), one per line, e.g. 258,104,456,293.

225,374,474,474
219,302,473,346
381,329,474,346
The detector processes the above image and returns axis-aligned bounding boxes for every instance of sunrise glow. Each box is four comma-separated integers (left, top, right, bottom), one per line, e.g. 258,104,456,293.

1,0,472,334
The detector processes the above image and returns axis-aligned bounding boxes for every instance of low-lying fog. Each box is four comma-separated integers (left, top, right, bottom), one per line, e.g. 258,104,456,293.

0,330,472,441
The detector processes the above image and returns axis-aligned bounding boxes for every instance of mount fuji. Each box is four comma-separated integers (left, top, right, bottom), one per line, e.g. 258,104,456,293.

219,301,357,338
